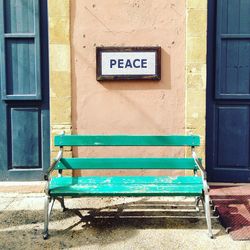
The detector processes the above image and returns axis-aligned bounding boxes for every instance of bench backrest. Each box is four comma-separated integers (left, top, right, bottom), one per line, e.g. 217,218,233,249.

54,135,200,147
54,135,200,171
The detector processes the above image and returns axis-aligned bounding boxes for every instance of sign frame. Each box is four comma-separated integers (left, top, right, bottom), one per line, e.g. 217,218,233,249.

96,47,161,81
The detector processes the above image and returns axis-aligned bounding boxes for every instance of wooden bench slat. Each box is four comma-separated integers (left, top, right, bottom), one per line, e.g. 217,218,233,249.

50,176,203,185
55,158,199,170
49,176,203,197
54,135,200,147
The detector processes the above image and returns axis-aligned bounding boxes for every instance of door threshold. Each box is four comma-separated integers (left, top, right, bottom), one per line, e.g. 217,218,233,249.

208,182,250,186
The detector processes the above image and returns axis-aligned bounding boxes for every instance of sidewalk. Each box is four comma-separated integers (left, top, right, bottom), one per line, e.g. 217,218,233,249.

0,193,249,250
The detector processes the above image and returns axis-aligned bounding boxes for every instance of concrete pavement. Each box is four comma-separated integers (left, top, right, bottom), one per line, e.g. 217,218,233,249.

0,192,249,250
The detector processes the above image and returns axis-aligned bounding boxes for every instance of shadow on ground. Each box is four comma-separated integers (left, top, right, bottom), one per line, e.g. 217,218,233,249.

210,186,250,240
0,199,225,249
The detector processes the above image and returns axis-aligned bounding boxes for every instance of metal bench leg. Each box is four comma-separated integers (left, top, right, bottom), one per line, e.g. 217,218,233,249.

56,197,67,212
49,197,55,217
195,197,201,211
43,195,51,240
204,193,213,238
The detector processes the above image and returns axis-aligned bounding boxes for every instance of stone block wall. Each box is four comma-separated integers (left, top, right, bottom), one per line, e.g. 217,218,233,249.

186,0,207,160
48,0,72,161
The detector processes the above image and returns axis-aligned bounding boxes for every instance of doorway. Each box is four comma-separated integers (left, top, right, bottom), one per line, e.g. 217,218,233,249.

206,0,250,182
0,0,50,181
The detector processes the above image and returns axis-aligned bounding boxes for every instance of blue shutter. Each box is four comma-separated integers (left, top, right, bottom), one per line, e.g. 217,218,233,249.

215,0,250,99
0,0,41,100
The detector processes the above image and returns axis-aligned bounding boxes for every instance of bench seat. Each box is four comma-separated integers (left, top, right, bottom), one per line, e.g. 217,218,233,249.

49,176,203,197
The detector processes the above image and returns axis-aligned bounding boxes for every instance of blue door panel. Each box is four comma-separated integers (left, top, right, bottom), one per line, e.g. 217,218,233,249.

4,0,35,33
0,0,49,181
6,38,36,95
220,0,250,34
219,40,250,95
0,0,41,100
10,107,40,168
216,106,249,168
207,0,250,182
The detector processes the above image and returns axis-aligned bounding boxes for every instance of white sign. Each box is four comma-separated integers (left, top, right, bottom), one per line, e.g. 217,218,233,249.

101,52,156,75
96,47,161,81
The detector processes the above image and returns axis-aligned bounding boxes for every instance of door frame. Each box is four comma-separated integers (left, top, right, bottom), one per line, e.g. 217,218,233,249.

206,0,250,183
206,0,216,182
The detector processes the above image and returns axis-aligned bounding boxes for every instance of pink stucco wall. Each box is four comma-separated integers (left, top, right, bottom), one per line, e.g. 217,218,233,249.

71,0,186,175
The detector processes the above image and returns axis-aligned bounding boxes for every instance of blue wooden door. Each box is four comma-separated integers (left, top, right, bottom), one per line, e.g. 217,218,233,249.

0,0,50,181
207,0,250,182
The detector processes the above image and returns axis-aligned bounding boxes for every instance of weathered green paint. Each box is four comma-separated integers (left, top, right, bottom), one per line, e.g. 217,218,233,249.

54,135,200,147
49,134,204,198
55,157,199,170
49,176,203,197
51,176,203,185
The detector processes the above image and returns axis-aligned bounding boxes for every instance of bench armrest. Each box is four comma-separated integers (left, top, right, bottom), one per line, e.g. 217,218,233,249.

191,147,209,193
44,147,63,180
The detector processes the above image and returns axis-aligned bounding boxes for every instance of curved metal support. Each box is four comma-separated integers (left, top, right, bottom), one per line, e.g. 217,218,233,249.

45,147,63,178
192,147,213,238
44,131,65,181
191,147,209,192
43,131,66,240
192,147,206,177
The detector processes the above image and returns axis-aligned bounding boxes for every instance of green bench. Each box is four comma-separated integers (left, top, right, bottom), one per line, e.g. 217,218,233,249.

43,134,213,239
